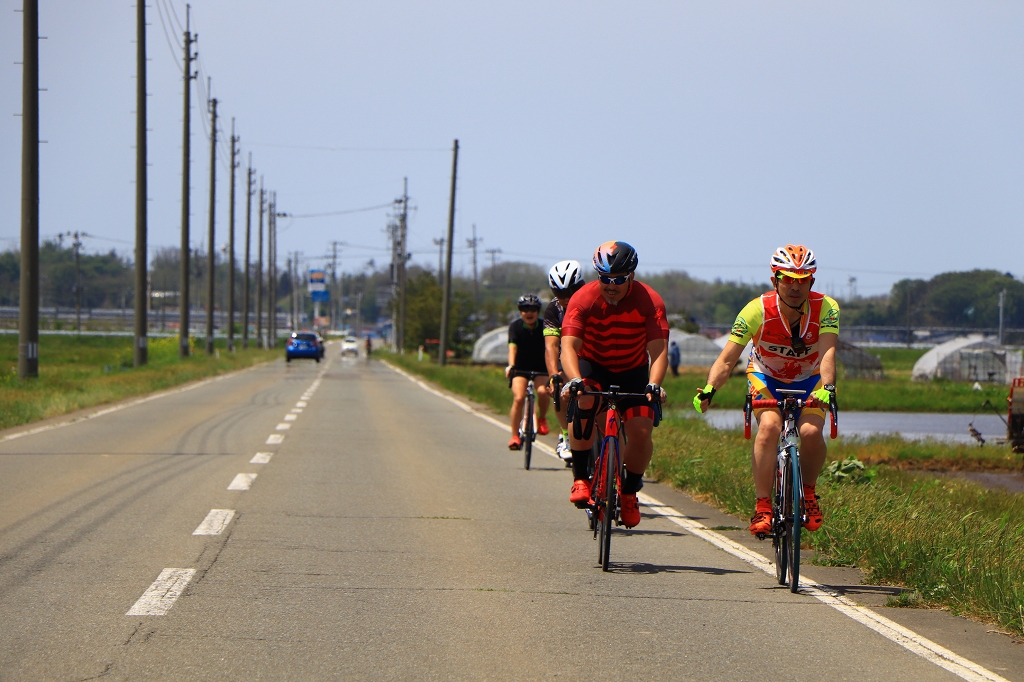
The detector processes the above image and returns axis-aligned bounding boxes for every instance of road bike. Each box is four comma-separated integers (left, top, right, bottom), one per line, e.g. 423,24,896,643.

567,383,662,572
508,369,547,470
744,389,837,592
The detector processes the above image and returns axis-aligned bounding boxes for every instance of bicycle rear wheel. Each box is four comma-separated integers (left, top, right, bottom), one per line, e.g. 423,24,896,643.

773,458,788,586
599,437,617,572
523,393,534,470
788,448,802,592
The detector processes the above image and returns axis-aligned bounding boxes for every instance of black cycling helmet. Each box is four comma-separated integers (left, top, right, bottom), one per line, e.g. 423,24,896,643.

517,293,542,310
593,241,639,275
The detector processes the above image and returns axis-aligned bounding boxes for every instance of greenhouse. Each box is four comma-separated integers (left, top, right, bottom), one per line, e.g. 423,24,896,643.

911,335,1023,384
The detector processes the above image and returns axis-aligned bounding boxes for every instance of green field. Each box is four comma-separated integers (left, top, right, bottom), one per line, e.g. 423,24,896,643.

383,352,1024,635
0,334,278,431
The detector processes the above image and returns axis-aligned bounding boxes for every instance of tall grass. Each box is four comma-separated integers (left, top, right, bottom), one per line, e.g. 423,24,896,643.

386,354,1024,635
0,334,276,431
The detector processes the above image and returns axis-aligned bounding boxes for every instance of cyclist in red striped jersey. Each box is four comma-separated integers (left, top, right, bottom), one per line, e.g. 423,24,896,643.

559,241,669,528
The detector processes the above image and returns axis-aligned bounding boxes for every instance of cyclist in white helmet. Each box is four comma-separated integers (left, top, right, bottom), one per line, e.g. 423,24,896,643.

543,260,586,464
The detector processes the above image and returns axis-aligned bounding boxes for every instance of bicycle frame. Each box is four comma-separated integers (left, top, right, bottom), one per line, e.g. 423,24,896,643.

509,369,547,470
744,389,837,592
568,384,662,572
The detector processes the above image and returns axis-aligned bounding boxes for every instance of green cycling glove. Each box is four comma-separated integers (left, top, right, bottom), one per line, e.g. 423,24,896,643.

693,384,716,413
812,386,835,405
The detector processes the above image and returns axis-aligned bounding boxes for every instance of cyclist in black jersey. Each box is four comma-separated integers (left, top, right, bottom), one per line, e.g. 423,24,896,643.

543,260,585,463
507,294,551,450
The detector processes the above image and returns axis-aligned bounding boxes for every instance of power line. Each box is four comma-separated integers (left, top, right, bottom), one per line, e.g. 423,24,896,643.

283,202,394,219
247,141,451,153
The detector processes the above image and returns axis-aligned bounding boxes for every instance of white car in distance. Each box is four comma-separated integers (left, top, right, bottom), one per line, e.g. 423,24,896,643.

341,336,359,356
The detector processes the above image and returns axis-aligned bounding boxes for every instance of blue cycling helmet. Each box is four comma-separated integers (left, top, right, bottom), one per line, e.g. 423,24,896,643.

593,241,638,275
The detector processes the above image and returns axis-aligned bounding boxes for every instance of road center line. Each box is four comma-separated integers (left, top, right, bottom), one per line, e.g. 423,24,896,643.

227,473,257,491
275,423,291,430
266,434,284,444
192,509,235,535
126,568,195,616
296,401,307,408
382,359,1009,682
284,414,297,421
250,452,273,464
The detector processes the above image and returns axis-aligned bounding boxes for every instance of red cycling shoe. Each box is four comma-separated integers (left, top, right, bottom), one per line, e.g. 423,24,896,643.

537,418,550,436
569,479,591,508
620,493,641,528
508,435,522,451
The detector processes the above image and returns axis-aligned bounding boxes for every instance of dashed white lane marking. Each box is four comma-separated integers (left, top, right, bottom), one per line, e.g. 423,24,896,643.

290,408,302,413
250,452,273,464
283,414,297,422
126,568,195,616
227,473,257,490
275,423,291,430
192,509,235,535
296,401,307,408
383,359,1009,682
266,434,284,444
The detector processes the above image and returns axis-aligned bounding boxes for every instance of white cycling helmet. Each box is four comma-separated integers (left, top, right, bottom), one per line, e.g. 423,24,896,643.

548,260,584,293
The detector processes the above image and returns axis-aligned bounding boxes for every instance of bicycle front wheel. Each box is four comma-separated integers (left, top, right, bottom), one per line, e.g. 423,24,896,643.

523,394,534,470
788,448,802,592
599,437,617,572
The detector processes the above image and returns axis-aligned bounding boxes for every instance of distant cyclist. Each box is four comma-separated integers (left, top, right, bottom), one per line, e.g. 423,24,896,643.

506,293,552,450
543,260,586,464
694,245,839,536
560,242,669,528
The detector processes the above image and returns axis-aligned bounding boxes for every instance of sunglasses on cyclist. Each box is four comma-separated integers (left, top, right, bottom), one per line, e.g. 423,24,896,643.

598,274,630,285
518,306,540,313
776,274,810,285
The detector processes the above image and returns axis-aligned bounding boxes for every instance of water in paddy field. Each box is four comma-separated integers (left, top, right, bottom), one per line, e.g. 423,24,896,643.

699,410,1009,445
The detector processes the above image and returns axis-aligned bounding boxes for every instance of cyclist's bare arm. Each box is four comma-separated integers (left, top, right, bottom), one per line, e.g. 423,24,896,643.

560,335,583,381
818,334,837,386
506,343,517,379
647,338,668,386
697,341,746,412
544,335,561,378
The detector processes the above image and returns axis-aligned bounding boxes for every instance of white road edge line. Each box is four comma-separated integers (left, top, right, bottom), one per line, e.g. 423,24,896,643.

192,509,235,535
250,452,273,464
382,359,1009,682
227,473,257,491
126,568,195,616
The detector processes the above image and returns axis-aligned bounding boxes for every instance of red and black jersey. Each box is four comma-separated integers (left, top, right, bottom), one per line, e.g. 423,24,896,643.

561,280,669,372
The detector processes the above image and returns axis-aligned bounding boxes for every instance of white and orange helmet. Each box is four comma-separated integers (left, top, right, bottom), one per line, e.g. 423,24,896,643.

770,244,817,279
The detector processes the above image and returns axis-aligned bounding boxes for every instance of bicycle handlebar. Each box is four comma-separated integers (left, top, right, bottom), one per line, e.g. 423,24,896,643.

743,393,838,440
565,383,663,431
507,368,548,389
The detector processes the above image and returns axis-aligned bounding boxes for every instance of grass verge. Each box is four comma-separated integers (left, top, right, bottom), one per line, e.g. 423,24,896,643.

383,352,1024,635
0,334,278,431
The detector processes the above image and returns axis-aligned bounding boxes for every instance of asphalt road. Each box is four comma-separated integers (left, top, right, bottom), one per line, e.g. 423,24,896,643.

1,352,1021,680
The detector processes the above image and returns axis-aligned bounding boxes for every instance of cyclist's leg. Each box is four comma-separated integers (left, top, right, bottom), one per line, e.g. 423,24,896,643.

534,373,551,432
798,410,827,531
509,375,527,444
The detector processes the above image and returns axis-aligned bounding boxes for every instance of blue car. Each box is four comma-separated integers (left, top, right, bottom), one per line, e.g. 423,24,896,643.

286,332,321,363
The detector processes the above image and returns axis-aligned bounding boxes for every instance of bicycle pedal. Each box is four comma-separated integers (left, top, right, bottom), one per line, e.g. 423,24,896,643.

755,532,768,540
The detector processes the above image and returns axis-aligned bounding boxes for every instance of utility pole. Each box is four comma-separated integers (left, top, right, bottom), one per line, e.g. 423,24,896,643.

205,89,217,355
905,287,912,349
227,119,238,351
485,248,502,280
18,0,39,378
287,255,294,330
268,192,277,347
134,0,148,366
433,237,445,284
243,156,253,348
256,180,264,347
438,139,458,366
179,8,196,358
999,289,1007,346
467,224,481,310
72,232,82,332
397,178,409,352
329,241,343,331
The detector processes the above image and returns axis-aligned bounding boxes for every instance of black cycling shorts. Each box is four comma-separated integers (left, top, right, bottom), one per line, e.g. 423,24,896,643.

577,358,653,422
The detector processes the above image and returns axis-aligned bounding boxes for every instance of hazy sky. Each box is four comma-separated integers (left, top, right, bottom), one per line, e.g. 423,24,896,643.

1,1,1021,298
